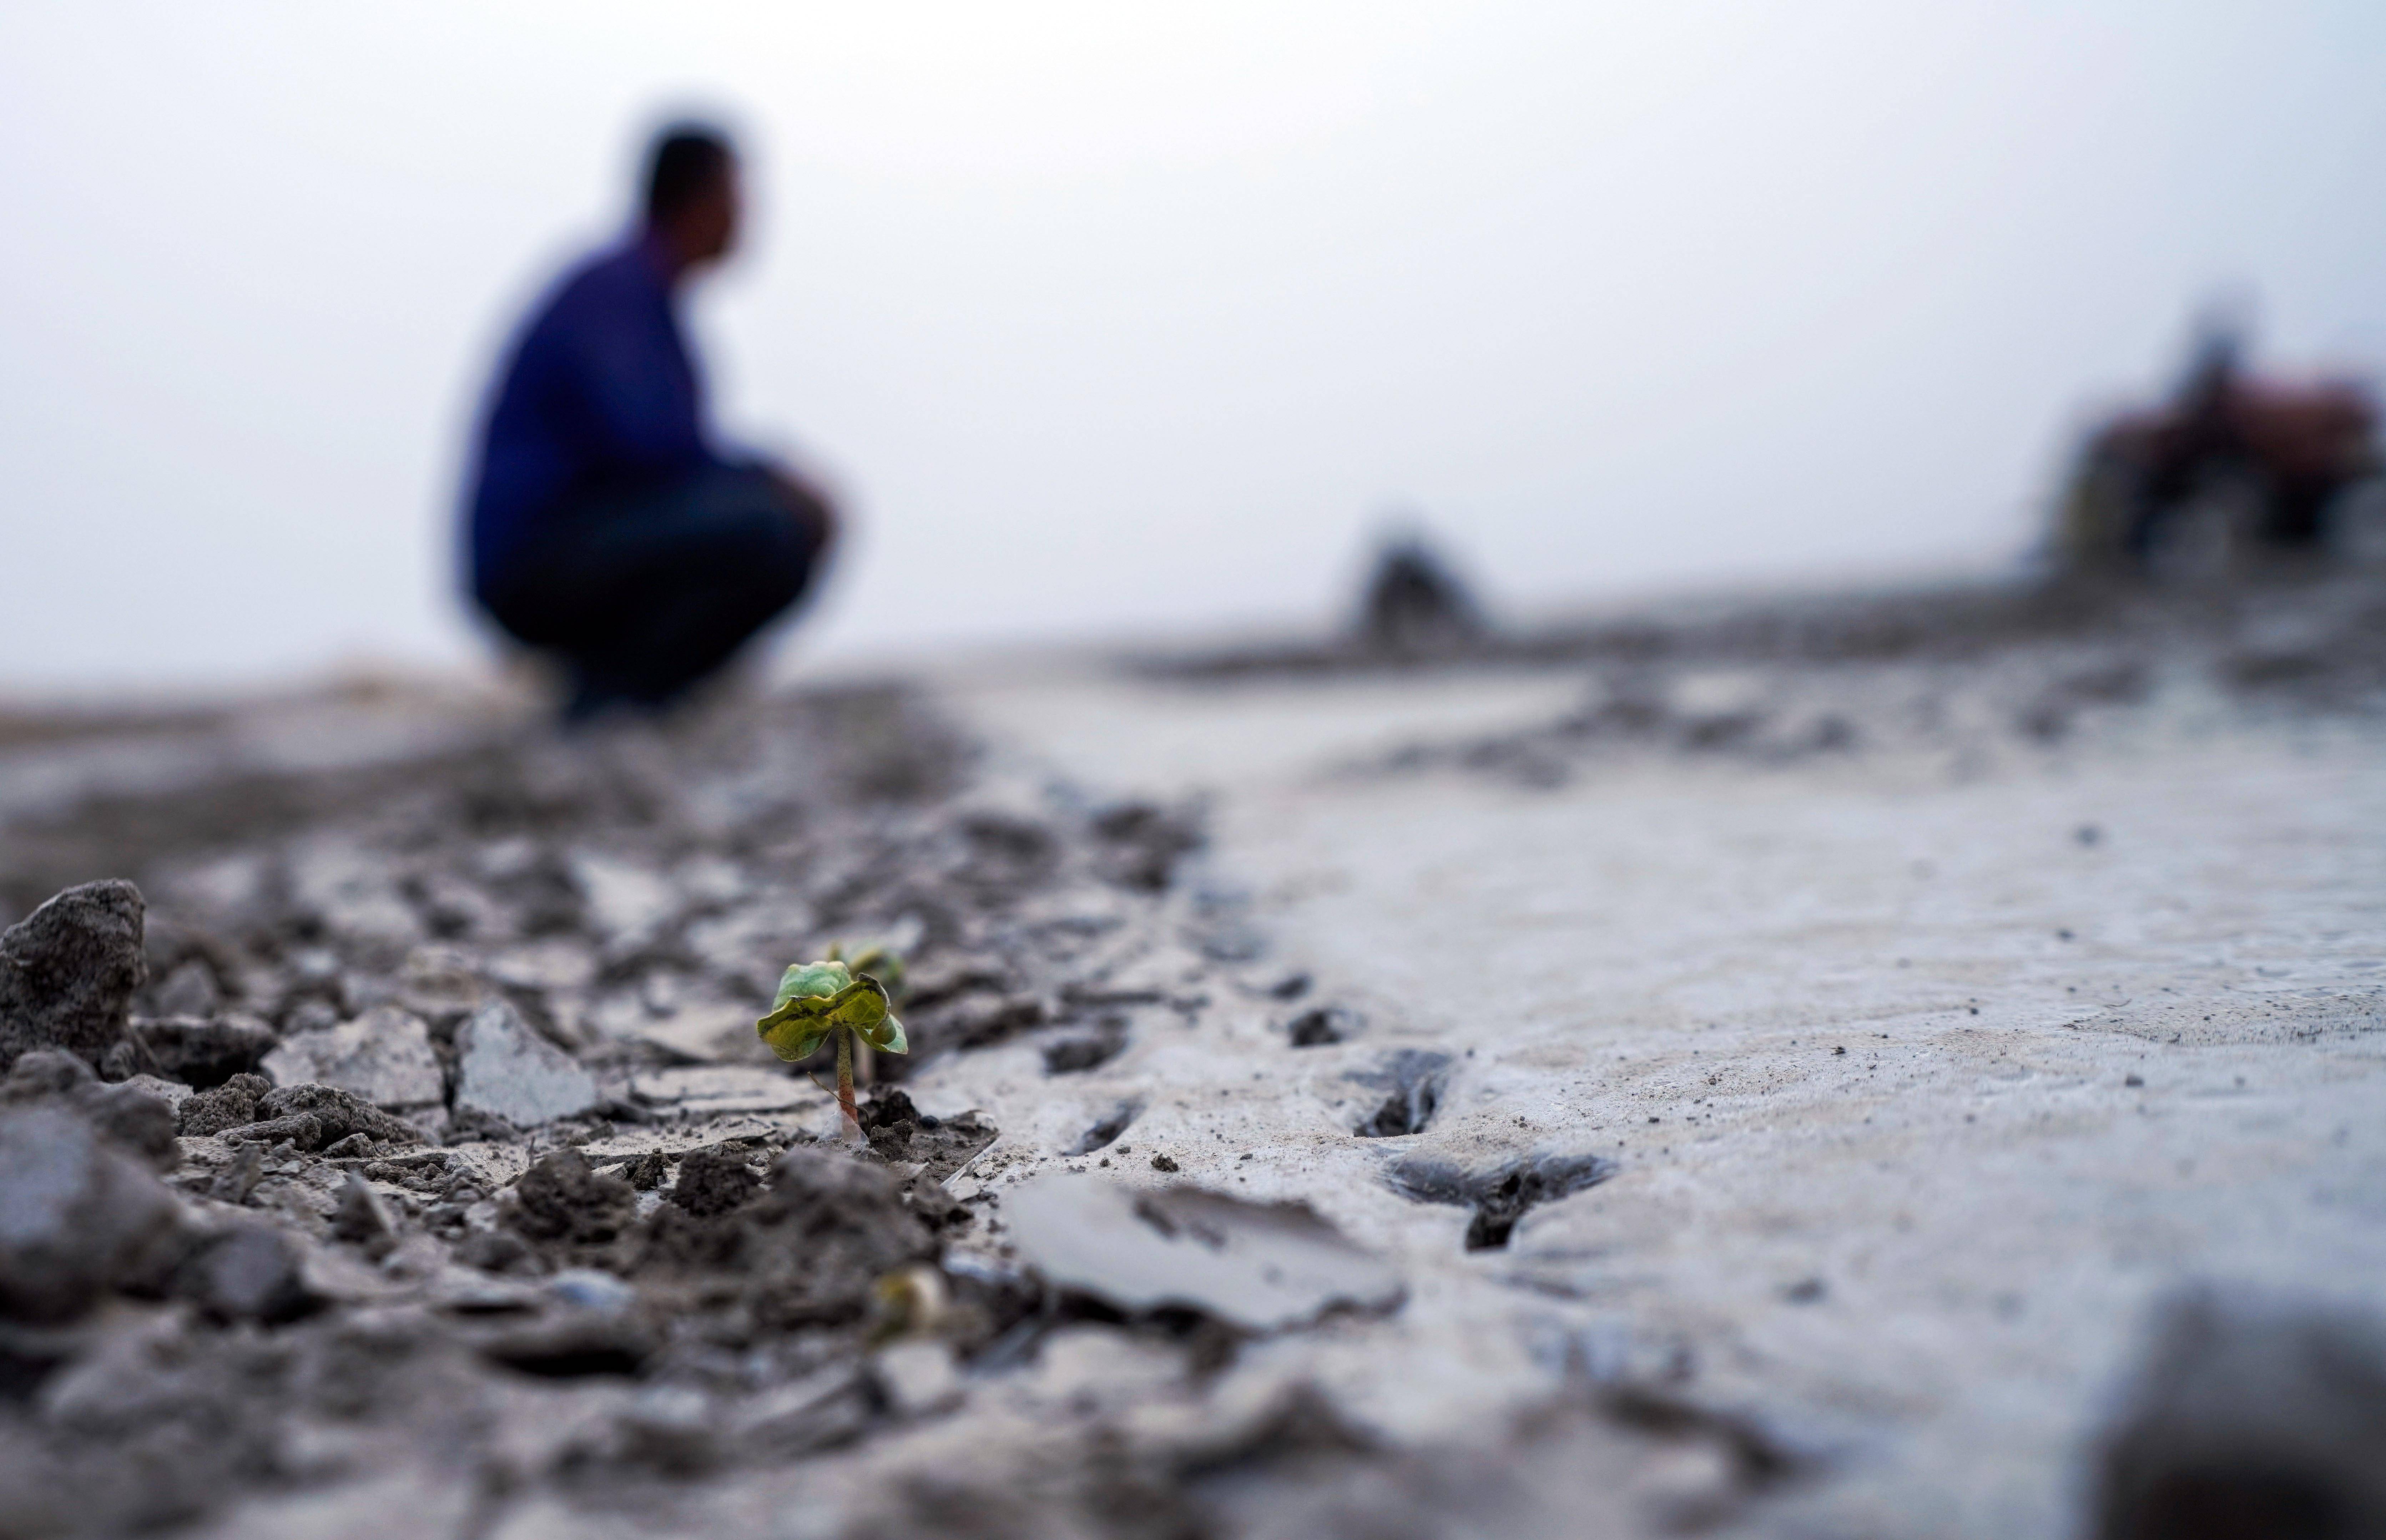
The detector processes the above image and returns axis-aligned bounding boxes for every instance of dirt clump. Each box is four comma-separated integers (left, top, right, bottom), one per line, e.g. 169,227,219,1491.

0,880,146,1073
177,1071,271,1136
669,1146,762,1217
230,1081,423,1153
0,1104,189,1321
859,1087,998,1177
172,1222,312,1323
0,1048,180,1168
503,1147,640,1266
638,1146,938,1330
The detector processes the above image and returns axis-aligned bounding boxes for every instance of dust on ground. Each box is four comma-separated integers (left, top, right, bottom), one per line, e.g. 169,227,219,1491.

941,566,2386,1538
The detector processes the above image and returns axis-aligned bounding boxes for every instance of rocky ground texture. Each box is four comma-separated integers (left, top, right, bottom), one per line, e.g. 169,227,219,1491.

0,687,1375,1538
1,571,2383,1538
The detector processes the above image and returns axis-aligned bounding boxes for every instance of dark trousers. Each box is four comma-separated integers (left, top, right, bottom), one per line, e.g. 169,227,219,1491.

481,465,827,718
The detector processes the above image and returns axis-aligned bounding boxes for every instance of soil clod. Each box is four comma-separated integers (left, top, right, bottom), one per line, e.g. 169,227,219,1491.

0,1104,188,1321
0,880,147,1074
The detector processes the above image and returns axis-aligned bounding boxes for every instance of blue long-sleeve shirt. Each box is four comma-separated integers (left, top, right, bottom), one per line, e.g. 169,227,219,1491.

464,236,722,596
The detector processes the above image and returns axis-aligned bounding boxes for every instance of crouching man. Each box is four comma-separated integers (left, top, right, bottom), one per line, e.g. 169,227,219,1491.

462,122,835,720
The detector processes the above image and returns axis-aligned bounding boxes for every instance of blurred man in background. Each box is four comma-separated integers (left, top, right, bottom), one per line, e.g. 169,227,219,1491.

463,123,835,721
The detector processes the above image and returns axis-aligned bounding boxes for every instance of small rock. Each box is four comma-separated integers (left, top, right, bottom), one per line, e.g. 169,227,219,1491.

857,1090,998,1179
569,852,680,950
233,1083,423,1153
623,1150,669,1191
548,1267,636,1314
331,1172,396,1254
440,1105,520,1145
148,958,223,1019
0,881,147,1073
873,1339,964,1417
0,1049,178,1168
179,1073,272,1138
614,1384,716,1475
0,1104,188,1321
1005,1176,1403,1331
1150,1154,1180,1173
117,1073,193,1116
73,1081,181,1170
453,1000,598,1127
0,1048,95,1101
210,1141,265,1204
482,937,598,994
130,1013,278,1088
904,1179,968,1232
505,1149,637,1260
2091,1287,2386,1539
96,1040,144,1082
392,945,484,1030
175,1224,311,1322
261,1006,444,1114
669,1149,761,1218
455,1229,535,1275
636,1150,938,1329
282,839,424,964
278,1000,340,1043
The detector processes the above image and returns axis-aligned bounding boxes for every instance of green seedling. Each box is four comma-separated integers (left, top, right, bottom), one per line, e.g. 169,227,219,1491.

757,950,908,1141
835,941,906,1005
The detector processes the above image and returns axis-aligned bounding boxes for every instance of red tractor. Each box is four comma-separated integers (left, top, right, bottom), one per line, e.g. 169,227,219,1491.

2057,328,2383,577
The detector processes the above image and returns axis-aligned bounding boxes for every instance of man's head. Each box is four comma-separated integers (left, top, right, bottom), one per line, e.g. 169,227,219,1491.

643,123,740,277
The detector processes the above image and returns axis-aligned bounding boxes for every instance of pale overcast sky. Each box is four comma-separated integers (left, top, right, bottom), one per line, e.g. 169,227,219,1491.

4,2,2383,689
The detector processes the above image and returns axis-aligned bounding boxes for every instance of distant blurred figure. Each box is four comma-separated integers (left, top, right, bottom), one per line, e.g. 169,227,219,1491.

1356,526,1487,657
463,123,835,721
2057,318,2381,579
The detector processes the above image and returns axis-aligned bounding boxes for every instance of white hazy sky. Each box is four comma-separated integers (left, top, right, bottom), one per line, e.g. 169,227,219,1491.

4,2,2383,690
